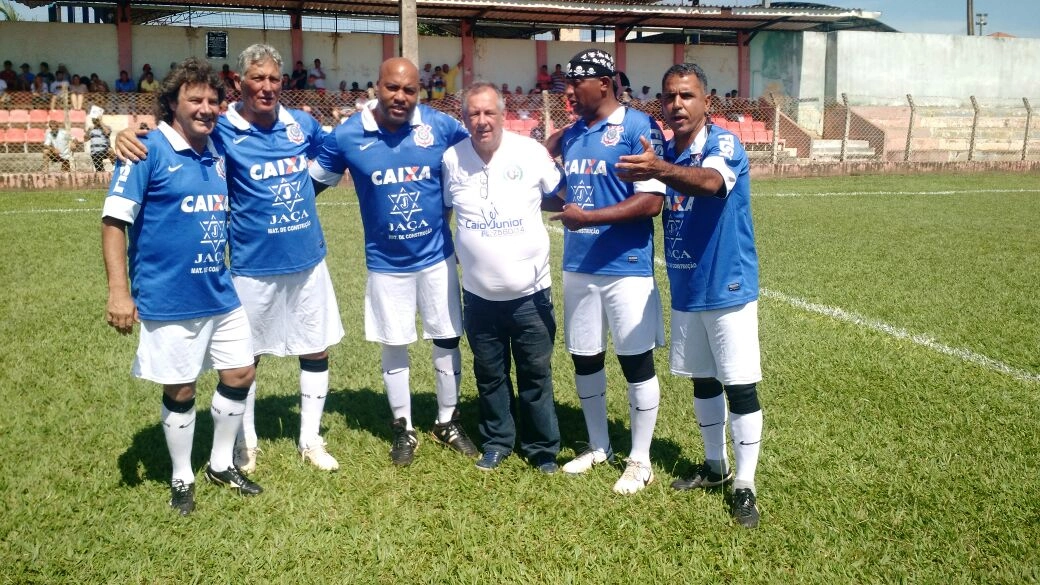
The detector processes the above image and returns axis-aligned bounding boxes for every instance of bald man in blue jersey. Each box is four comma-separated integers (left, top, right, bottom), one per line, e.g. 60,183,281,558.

617,62,764,528
310,57,478,467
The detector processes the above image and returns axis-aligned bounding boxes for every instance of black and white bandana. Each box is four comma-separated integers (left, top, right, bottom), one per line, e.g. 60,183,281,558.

566,49,616,79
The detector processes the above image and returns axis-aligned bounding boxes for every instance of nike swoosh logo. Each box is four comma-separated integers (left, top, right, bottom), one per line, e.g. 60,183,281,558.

167,164,184,173
232,136,248,144
360,140,378,151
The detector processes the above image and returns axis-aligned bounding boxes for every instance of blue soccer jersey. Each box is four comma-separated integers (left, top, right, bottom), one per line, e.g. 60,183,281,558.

103,123,239,321
310,102,468,273
216,104,328,277
560,106,665,276
662,124,759,312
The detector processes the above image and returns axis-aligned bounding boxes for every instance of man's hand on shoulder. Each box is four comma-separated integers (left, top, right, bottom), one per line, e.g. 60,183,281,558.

112,126,150,162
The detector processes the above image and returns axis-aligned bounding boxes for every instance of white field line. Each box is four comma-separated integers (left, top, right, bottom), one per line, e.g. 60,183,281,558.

547,224,1039,384
758,188,1040,198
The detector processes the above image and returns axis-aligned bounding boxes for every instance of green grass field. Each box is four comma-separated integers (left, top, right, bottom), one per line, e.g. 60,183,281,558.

1,172,1038,583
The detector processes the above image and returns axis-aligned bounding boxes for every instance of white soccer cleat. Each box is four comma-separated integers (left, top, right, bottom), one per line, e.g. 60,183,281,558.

562,448,613,475
612,459,654,495
233,442,259,475
300,437,339,472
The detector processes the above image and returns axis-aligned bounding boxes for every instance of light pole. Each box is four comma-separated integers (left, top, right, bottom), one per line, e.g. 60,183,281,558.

967,0,974,35
976,12,988,36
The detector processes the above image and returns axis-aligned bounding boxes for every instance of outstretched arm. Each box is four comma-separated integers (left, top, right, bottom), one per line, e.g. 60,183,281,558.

616,136,724,197
548,191,662,232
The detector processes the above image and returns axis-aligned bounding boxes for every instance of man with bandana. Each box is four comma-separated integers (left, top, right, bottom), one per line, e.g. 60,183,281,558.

543,49,667,495
309,58,479,468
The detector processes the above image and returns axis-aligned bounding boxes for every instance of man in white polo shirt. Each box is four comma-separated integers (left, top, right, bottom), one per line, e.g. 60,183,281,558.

442,82,563,472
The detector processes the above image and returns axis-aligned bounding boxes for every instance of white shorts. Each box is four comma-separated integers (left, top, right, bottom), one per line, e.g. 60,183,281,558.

670,301,762,385
365,256,463,345
232,260,345,357
132,306,254,385
562,272,665,356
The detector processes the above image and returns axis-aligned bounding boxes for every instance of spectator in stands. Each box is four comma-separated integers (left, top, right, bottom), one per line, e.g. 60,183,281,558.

350,81,360,91
431,76,447,101
69,73,88,110
550,64,566,93
50,70,71,110
442,61,461,94
637,85,652,102
309,58,326,91
115,70,135,93
220,64,239,92
500,83,511,96
18,63,35,91
0,75,7,105
0,61,17,92
137,64,152,85
89,73,110,93
537,64,552,91
87,116,114,172
31,74,51,107
619,86,634,105
42,119,75,173
281,73,292,90
37,62,55,86
420,62,433,89
291,60,307,90
139,71,160,93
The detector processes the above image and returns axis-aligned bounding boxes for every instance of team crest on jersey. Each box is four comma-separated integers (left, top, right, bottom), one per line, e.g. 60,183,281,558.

602,125,623,147
503,165,523,182
215,155,226,180
413,124,434,148
388,187,422,221
286,123,305,145
570,181,594,209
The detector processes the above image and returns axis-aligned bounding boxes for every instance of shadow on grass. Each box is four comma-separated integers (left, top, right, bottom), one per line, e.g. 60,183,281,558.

117,384,689,486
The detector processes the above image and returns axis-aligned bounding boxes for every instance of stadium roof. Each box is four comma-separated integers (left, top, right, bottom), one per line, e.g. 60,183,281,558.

13,1,893,39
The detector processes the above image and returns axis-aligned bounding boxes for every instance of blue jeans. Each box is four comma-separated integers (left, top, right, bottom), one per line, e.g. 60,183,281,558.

463,288,560,462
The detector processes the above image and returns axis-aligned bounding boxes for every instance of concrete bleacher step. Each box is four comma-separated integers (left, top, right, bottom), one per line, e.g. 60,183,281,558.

809,139,877,160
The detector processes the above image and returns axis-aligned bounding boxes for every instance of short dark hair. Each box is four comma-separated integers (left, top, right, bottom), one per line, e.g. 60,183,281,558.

662,63,708,94
156,57,224,124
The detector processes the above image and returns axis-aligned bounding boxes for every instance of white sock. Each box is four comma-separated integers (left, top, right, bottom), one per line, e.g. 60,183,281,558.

299,368,329,447
694,393,729,472
730,409,763,491
209,388,245,471
627,376,660,465
575,369,610,453
432,344,461,423
236,379,258,449
381,344,412,429
161,399,196,485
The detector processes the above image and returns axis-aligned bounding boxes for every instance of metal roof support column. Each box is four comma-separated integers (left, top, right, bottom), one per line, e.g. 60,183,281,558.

116,0,133,79
383,34,396,62
614,26,629,78
737,31,750,98
673,43,684,66
399,0,419,64
461,18,475,89
536,40,548,71
290,10,304,71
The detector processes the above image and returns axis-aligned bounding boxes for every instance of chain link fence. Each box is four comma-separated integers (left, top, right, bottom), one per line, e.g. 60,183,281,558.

1,89,1038,174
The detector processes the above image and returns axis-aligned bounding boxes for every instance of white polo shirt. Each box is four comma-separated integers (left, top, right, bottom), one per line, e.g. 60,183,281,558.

442,130,562,302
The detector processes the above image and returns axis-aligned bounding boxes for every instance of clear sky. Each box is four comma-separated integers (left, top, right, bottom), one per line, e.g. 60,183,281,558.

11,1,1040,39
808,1,1040,38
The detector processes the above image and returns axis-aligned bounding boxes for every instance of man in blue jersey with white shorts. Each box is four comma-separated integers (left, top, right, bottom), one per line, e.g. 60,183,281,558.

102,58,261,516
616,62,764,528
543,49,666,494
115,44,345,474
310,57,478,467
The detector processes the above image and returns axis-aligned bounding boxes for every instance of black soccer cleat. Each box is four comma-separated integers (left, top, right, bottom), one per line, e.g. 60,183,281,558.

390,417,419,467
671,461,734,491
169,479,195,516
205,465,263,496
730,488,760,528
430,409,479,458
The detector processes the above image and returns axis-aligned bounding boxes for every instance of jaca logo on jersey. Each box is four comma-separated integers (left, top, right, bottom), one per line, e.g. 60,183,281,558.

249,155,309,180
564,159,607,176
286,123,304,145
602,125,623,147
413,124,434,148
371,166,432,185
181,194,226,213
